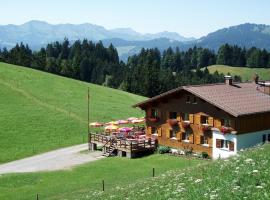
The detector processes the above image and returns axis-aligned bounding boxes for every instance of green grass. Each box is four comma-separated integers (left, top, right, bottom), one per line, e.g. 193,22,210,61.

0,154,202,200
0,62,146,163
85,144,270,200
206,65,270,81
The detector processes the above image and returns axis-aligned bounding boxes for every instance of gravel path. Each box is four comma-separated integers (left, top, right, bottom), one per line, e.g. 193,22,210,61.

0,143,104,174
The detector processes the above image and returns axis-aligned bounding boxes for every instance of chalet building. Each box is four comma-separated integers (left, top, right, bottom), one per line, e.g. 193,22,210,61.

134,76,270,159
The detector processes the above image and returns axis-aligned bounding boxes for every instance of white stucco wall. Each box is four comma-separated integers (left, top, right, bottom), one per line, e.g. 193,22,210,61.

212,131,237,159
212,129,270,159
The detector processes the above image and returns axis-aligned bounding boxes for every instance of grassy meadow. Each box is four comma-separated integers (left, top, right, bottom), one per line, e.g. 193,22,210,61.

0,154,203,200
80,144,270,200
0,62,146,163
206,65,270,81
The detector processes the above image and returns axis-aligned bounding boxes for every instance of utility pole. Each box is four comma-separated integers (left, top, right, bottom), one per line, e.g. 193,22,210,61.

88,87,91,150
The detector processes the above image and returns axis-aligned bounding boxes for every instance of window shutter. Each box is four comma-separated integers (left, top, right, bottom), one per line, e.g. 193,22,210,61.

194,114,201,125
229,141,234,151
189,114,194,123
147,127,151,135
166,129,170,139
215,119,222,128
208,117,214,126
176,132,181,141
157,127,162,137
216,139,221,148
189,133,194,143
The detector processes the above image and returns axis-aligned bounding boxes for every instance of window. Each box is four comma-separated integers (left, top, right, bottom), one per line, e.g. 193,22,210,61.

183,113,189,121
202,136,208,144
263,134,266,143
151,127,157,134
268,134,270,142
201,116,208,124
193,97,197,104
182,132,189,141
222,118,231,127
151,109,158,118
221,140,229,149
170,130,176,138
186,96,191,103
216,139,234,151
169,112,177,119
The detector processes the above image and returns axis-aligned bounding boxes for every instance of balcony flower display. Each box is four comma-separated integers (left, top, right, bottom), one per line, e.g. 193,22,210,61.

219,126,233,134
167,119,179,126
201,124,212,132
181,120,190,128
148,117,159,122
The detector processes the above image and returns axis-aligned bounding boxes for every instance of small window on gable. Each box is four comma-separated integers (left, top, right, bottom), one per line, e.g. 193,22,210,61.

186,96,191,103
151,109,158,118
193,97,197,104
169,112,177,119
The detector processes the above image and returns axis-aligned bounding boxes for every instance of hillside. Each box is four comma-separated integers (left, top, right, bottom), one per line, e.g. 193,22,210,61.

206,65,270,81
0,62,146,163
78,144,270,200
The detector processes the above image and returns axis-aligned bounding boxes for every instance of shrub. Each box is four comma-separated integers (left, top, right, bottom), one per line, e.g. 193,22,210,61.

158,146,171,154
201,151,209,159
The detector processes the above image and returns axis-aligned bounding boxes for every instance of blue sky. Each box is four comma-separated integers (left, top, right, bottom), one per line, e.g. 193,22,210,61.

1,0,269,38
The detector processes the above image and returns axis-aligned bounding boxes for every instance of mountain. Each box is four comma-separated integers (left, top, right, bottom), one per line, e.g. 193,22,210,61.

0,20,192,50
192,23,270,51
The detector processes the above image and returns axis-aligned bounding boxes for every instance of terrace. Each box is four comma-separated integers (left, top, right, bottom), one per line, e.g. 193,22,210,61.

88,119,158,158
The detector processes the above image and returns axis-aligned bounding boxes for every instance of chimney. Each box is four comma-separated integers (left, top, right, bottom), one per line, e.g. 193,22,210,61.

253,73,270,95
225,75,233,85
253,73,259,84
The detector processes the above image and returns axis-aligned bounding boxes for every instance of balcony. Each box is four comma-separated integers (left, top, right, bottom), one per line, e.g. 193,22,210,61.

219,126,233,134
201,123,212,132
181,120,190,128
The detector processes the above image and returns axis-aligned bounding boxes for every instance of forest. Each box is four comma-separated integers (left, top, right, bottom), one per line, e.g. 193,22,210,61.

0,39,269,97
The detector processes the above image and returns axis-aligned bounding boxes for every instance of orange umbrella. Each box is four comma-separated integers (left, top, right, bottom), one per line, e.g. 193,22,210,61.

89,122,103,127
104,125,119,132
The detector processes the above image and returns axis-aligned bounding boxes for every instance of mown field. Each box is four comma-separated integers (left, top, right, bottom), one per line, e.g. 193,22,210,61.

0,154,203,200
0,62,146,163
206,65,270,81
77,144,270,200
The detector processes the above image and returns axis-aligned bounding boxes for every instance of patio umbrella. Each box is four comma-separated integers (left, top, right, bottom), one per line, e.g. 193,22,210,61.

105,121,119,125
117,120,129,124
119,127,133,132
104,125,119,132
127,117,138,122
131,119,145,124
89,122,103,127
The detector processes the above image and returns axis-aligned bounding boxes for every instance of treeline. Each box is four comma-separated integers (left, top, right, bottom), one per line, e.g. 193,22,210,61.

0,40,257,97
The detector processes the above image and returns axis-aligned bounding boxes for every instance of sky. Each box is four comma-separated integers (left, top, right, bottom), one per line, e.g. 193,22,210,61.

0,0,270,38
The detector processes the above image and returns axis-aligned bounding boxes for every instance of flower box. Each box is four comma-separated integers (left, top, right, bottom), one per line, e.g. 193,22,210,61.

167,119,179,126
201,124,212,132
219,126,233,134
148,117,159,122
181,121,190,128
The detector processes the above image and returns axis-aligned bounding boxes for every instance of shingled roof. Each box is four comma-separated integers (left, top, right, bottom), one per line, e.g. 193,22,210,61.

134,82,270,117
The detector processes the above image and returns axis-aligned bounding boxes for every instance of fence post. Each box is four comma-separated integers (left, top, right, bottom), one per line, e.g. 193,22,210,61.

36,194,39,200
102,180,105,191
152,168,155,177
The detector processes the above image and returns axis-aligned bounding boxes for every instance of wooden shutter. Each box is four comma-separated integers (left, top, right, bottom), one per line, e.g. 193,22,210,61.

166,129,171,139
216,139,221,148
147,127,151,136
208,117,214,126
214,119,222,128
189,133,194,143
194,114,201,125
189,114,194,123
176,132,181,141
157,127,162,137
229,141,234,151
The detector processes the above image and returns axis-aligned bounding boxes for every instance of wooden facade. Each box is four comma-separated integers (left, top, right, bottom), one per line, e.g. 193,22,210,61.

141,91,270,157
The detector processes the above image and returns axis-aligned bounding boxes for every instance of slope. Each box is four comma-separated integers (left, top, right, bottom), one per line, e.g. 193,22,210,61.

0,62,146,163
